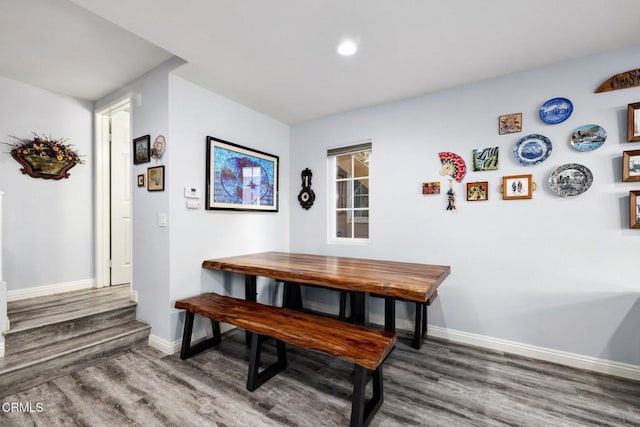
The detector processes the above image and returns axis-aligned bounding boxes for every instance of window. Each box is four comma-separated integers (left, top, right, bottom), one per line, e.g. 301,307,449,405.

328,141,371,240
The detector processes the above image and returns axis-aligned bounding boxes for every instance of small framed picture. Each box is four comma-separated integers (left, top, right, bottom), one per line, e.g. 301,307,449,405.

499,113,522,135
133,135,151,164
137,174,145,187
472,147,499,171
630,191,640,229
147,165,165,192
467,181,488,201
627,102,640,142
502,174,533,200
422,181,441,195
623,149,640,182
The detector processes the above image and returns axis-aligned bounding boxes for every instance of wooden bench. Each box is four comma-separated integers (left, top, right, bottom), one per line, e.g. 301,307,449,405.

175,293,397,427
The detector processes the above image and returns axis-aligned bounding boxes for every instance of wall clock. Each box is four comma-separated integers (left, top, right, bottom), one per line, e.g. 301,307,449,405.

297,168,315,209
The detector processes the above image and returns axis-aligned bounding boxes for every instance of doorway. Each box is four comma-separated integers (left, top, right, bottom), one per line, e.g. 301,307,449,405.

95,97,132,288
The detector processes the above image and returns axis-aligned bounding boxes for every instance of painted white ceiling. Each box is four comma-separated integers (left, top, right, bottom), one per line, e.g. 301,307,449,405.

3,0,640,124
0,0,174,102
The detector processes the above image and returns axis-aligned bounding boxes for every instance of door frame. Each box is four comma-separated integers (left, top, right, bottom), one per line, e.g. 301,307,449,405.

95,95,132,288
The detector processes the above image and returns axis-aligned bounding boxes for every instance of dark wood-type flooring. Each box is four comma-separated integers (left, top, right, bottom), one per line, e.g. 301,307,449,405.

1,328,639,426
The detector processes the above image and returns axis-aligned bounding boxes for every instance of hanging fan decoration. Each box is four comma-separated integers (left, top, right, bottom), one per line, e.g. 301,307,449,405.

438,152,466,182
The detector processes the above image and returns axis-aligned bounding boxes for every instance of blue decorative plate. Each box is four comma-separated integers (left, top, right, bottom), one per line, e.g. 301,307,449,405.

513,134,552,166
548,163,593,197
540,97,573,124
571,124,606,151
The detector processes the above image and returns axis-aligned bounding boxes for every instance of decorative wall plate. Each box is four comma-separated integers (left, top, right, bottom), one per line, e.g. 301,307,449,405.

548,163,593,197
570,124,606,151
513,134,552,166
539,97,573,124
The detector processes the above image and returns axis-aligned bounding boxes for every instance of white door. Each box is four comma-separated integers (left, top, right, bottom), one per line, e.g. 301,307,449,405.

110,108,131,285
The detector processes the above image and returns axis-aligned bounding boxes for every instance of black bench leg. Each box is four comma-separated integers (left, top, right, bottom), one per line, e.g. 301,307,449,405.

247,334,288,392
351,365,384,427
180,313,221,360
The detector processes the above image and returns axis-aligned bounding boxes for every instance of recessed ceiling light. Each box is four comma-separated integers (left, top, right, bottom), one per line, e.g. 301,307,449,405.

337,40,357,56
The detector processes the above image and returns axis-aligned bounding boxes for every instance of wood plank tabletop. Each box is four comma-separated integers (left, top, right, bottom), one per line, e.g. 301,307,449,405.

202,251,450,302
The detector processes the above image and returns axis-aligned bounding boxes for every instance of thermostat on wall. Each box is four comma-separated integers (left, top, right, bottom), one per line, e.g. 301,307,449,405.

184,187,201,198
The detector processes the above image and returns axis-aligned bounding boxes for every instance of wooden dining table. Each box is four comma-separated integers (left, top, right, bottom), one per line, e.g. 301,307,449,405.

202,251,450,342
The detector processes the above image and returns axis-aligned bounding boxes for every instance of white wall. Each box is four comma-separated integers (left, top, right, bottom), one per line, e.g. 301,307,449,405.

0,76,94,292
96,63,290,345
168,75,290,342
290,44,640,366
96,57,185,341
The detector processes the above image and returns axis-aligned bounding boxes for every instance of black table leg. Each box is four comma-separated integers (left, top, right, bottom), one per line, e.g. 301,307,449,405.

351,292,369,326
245,275,257,346
282,281,303,310
384,297,396,332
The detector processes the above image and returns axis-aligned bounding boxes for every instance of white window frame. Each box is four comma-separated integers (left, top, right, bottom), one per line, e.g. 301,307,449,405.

327,141,371,244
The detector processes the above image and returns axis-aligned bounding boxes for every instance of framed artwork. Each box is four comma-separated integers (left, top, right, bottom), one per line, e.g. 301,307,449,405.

137,174,145,187
206,136,279,211
472,147,499,171
467,181,488,201
631,191,640,229
133,135,151,164
498,113,522,135
623,150,640,182
627,102,640,142
422,181,440,195
502,174,533,200
147,165,165,192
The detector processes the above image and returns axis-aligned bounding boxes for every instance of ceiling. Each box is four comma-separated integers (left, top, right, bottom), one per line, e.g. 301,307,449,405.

3,1,640,124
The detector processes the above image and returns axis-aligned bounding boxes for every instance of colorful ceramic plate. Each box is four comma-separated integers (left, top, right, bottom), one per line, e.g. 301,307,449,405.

548,163,593,197
571,124,606,151
513,134,552,166
540,97,573,124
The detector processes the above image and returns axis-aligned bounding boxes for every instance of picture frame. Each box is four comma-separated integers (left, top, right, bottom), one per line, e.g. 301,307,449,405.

137,174,145,187
623,149,640,182
147,165,164,192
422,181,440,195
472,147,499,171
467,181,489,201
502,174,533,200
206,136,279,211
627,102,640,142
498,113,522,135
133,135,151,164
630,191,640,229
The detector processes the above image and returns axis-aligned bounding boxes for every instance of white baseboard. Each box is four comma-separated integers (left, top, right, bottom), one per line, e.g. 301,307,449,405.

428,325,640,382
149,324,234,356
304,299,640,381
7,279,95,301
0,340,4,358
130,289,139,303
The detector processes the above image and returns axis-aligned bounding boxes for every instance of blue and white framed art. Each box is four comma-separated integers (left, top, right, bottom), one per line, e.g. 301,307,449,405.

540,97,573,124
513,134,552,166
571,124,607,151
206,136,279,211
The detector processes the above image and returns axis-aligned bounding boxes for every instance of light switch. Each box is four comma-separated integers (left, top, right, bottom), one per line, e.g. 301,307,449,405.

186,200,201,209
158,212,167,227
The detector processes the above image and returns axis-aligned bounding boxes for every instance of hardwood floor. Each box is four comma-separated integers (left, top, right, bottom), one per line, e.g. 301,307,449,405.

1,328,639,426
